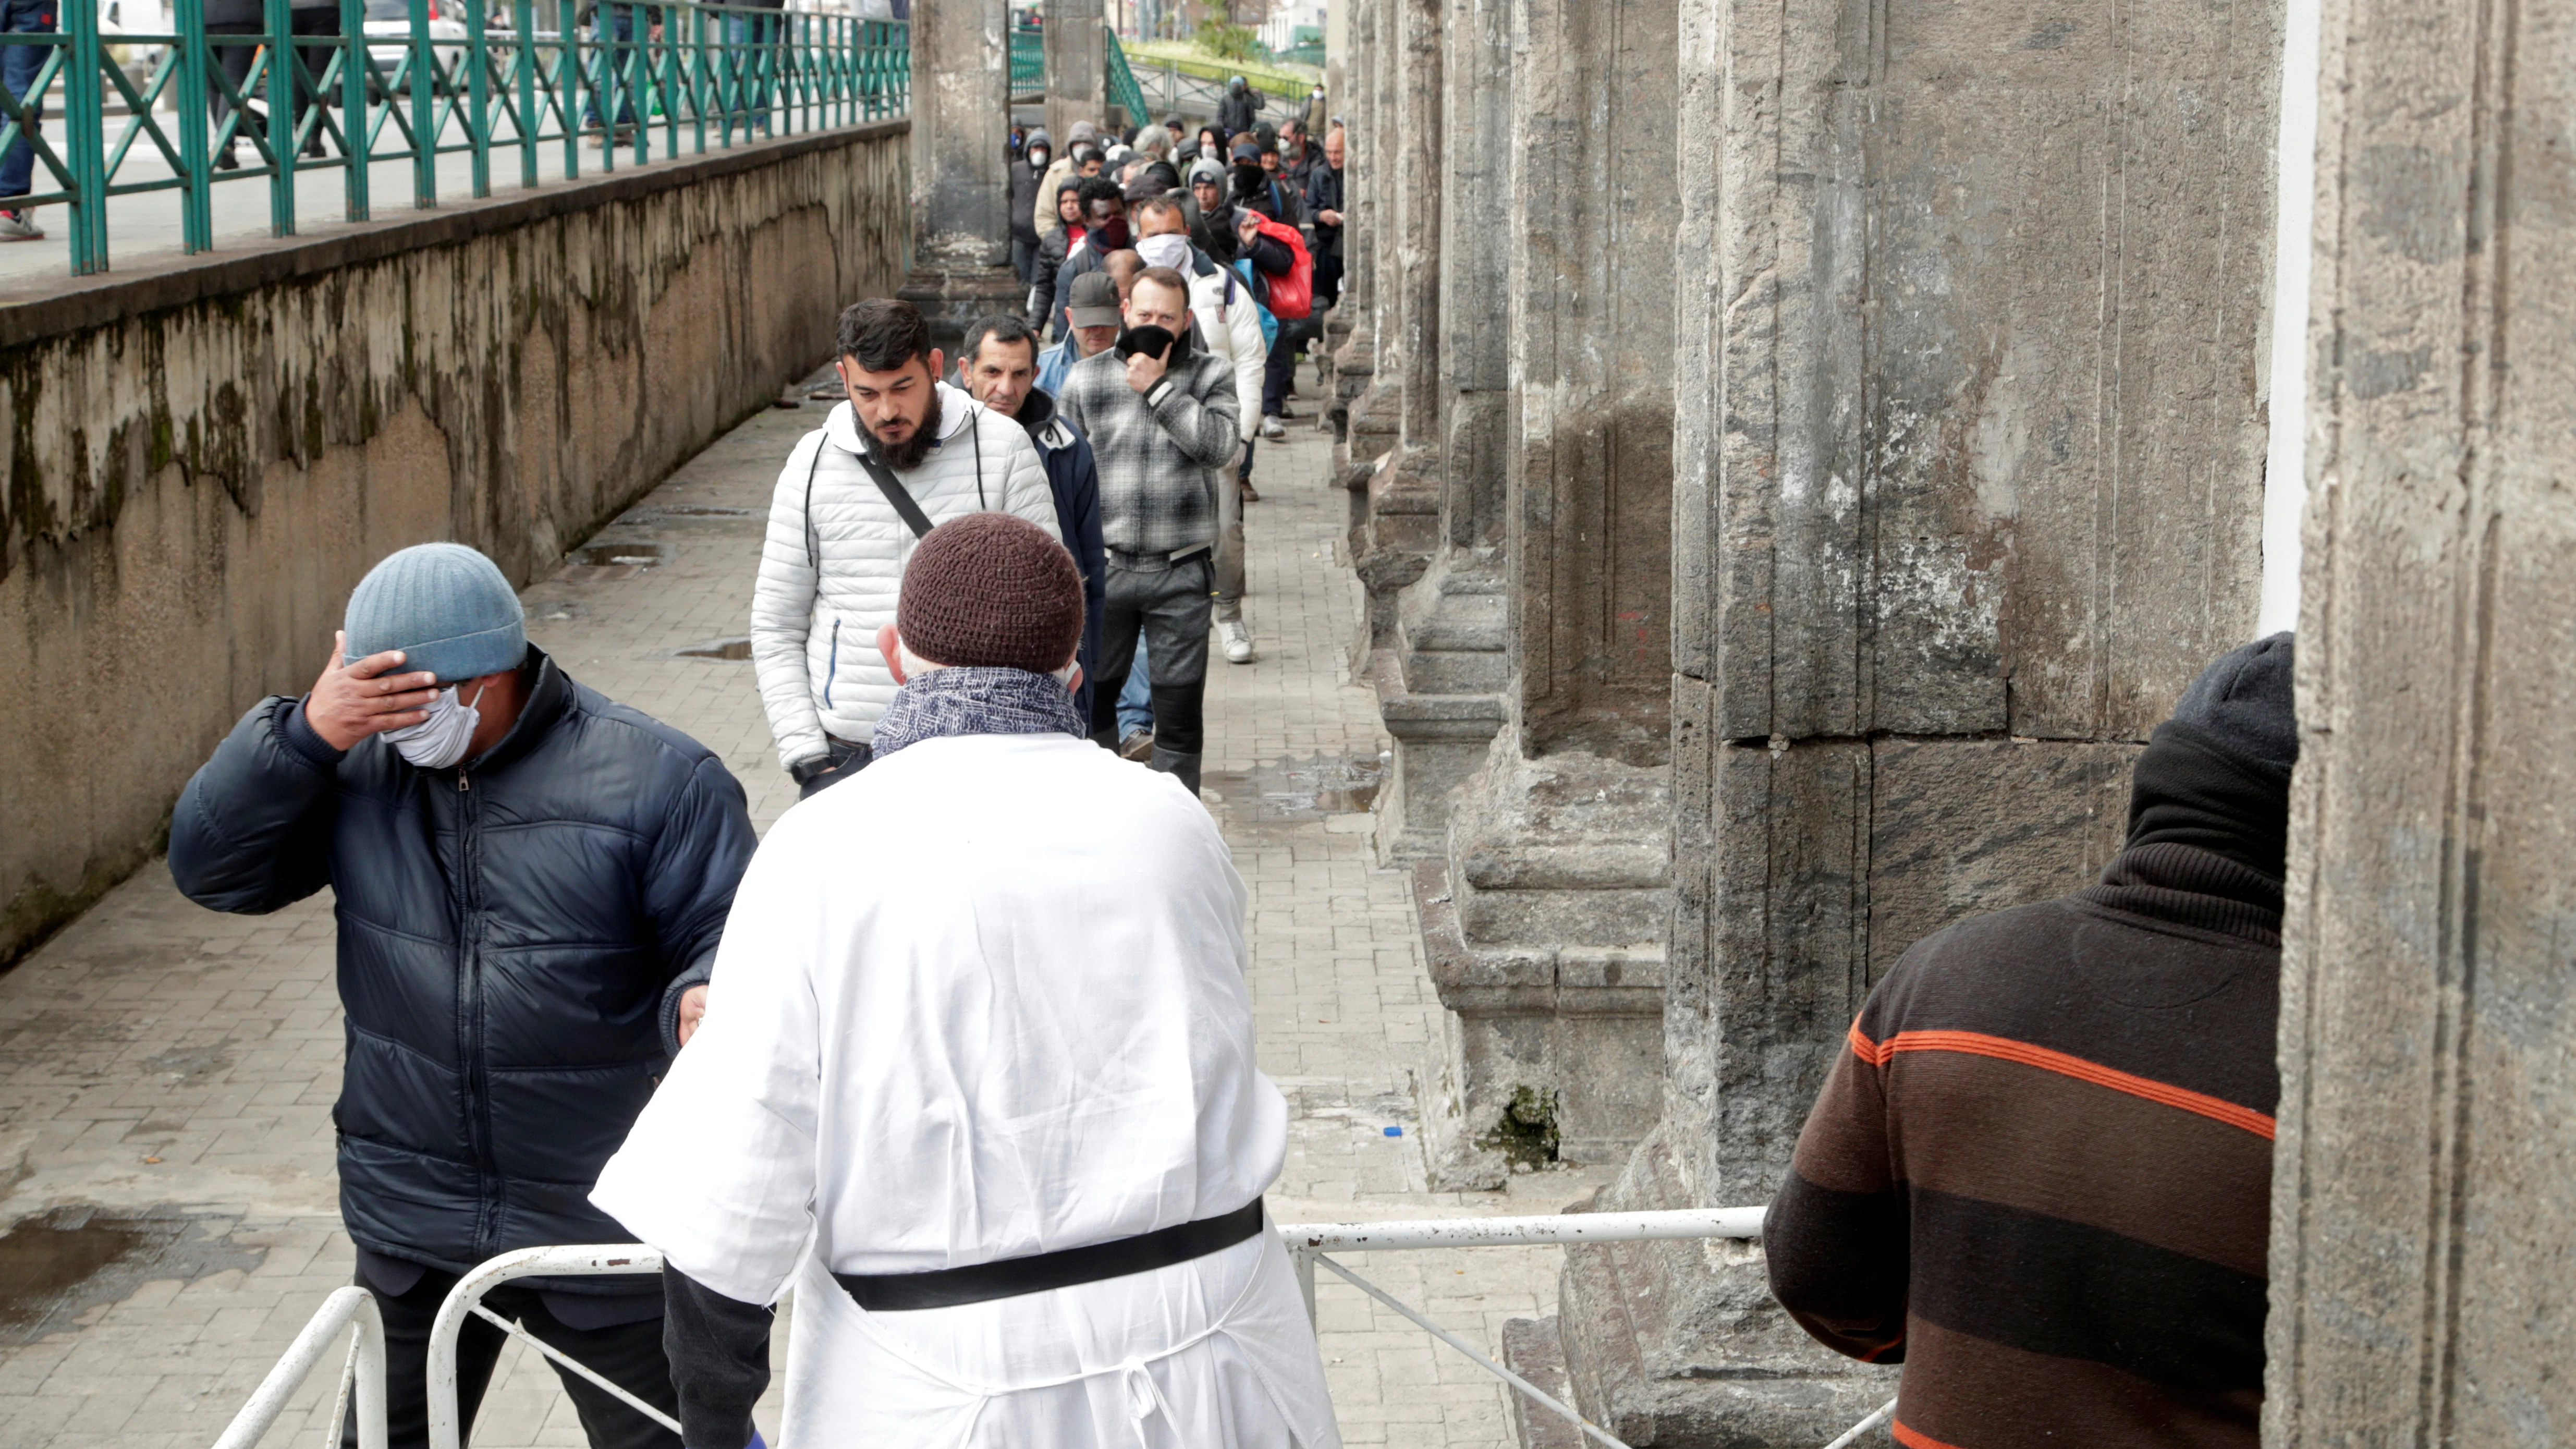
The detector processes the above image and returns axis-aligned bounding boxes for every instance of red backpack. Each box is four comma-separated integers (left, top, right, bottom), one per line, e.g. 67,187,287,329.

1249,213,1314,321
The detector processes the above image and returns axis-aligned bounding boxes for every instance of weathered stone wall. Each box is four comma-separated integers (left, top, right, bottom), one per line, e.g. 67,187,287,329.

2267,0,2576,1434
0,124,910,971
1555,0,2285,1436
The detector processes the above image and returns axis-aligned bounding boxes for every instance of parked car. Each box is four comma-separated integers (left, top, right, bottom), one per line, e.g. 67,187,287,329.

363,0,492,92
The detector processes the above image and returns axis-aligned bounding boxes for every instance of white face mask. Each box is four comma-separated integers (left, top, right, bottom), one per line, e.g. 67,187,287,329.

383,679,487,770
1136,233,1193,271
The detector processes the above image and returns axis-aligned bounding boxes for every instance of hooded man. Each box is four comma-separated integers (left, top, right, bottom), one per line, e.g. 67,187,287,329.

1032,117,1098,236
1218,73,1265,135
750,298,1060,797
1006,126,1053,285
169,542,757,1449
1766,635,2298,1449
957,311,1109,729
596,513,1341,1449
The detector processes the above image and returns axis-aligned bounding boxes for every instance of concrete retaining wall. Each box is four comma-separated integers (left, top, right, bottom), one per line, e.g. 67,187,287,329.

0,122,910,970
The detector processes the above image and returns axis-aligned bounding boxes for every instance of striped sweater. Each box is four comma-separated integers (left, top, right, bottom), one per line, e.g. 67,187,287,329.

1765,841,2281,1449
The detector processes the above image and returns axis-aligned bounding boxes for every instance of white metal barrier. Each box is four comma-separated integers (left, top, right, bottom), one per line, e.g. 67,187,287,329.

210,1284,387,1449
424,1246,679,1449
225,1213,1896,1449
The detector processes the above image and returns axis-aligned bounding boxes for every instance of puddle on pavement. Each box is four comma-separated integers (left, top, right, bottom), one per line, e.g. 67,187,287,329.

0,1207,265,1346
1201,753,1383,821
555,541,669,583
674,637,754,661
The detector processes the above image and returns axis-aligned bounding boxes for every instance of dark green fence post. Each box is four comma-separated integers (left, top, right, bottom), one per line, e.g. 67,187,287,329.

341,0,370,220
60,0,106,272
465,0,489,194
405,0,431,203
175,0,212,252
557,0,576,175
514,0,534,186
263,0,294,234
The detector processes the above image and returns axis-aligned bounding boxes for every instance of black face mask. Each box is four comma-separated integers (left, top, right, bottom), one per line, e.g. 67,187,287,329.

1230,163,1266,198
1115,323,1191,364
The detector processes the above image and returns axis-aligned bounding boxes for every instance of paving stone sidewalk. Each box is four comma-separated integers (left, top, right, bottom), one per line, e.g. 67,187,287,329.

0,393,1609,1448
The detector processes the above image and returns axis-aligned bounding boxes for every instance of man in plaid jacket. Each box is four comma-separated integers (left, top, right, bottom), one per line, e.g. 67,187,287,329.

1056,265,1241,797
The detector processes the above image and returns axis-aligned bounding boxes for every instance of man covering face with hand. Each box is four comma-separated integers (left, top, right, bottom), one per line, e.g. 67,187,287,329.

1055,266,1242,795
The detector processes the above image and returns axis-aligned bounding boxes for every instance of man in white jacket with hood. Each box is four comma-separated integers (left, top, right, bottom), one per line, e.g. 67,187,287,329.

751,298,1060,797
595,514,1340,1449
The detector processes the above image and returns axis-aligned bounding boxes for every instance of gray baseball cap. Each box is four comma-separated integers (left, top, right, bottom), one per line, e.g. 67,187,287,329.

1066,271,1123,328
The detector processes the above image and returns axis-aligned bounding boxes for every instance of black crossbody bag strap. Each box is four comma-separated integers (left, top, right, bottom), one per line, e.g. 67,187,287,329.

856,449,937,539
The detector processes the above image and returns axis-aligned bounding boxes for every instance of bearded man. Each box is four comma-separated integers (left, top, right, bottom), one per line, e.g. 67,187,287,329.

597,514,1340,1449
750,297,1060,798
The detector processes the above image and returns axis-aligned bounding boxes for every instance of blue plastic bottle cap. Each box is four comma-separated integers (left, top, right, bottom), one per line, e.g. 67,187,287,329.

1383,1126,1403,1137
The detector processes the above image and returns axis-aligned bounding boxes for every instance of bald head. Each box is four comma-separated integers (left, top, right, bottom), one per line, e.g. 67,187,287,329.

1103,249,1145,301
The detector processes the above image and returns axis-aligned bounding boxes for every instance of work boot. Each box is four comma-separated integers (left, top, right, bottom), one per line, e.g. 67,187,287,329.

1149,746,1203,798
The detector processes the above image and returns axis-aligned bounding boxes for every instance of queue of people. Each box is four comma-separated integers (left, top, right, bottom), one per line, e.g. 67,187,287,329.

158,85,2293,1449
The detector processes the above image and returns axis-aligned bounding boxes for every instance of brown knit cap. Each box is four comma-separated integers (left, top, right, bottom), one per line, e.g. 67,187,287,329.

896,513,1087,672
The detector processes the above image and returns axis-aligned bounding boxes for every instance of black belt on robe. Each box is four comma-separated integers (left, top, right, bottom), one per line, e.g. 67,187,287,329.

834,1197,1267,1312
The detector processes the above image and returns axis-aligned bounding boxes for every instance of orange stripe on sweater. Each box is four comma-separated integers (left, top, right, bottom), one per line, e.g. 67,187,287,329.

1892,1420,1966,1449
1847,1019,2275,1140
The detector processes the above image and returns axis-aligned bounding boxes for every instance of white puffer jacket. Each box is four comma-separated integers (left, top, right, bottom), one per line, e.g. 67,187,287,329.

750,384,1059,769
1188,255,1268,445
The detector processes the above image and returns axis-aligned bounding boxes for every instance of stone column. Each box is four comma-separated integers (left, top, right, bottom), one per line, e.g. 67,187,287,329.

1335,0,1403,484
1368,0,1509,860
896,0,1021,354
1407,0,1680,1193
1042,0,1105,140
1540,0,2285,1437
1348,0,1444,651
2266,0,2576,1434
1325,0,1380,449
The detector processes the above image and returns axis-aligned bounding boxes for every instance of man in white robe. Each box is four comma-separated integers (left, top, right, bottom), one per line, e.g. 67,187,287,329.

592,513,1339,1449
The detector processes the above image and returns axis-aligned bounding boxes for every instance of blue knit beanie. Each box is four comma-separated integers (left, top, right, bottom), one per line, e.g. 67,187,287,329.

342,543,527,684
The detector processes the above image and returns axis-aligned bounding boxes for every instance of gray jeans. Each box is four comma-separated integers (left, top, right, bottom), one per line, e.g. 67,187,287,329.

1213,456,1246,620
1091,554,1214,757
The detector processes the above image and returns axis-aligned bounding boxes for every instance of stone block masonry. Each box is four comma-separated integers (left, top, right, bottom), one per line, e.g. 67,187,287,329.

0,123,912,972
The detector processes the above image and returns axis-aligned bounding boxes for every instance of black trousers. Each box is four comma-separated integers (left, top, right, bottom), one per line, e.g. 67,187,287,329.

348,1268,681,1449
206,10,341,150
1089,556,1213,757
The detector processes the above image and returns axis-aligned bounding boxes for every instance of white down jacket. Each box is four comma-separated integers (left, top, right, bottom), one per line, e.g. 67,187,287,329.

750,384,1059,769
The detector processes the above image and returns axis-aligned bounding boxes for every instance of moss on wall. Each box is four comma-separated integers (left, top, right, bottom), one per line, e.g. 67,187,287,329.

0,126,911,971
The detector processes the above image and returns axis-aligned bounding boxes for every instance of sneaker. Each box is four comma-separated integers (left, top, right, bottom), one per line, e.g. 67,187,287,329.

1118,729,1156,761
1239,479,1260,503
0,209,43,242
1259,415,1286,441
1220,619,1255,664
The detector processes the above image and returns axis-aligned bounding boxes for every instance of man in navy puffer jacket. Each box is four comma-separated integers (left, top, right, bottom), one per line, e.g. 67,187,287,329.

169,543,754,1449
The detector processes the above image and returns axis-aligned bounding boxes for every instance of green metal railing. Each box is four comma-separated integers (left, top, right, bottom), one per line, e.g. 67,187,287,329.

0,1,907,276
1006,22,1039,92
1102,28,1144,129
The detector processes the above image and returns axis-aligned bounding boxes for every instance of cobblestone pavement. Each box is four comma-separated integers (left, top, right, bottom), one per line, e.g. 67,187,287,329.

0,386,1609,1448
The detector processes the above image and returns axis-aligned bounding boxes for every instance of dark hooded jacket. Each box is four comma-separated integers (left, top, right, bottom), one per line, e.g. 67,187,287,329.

1218,81,1265,135
1014,386,1109,728
1007,128,1054,245
167,648,755,1292
1029,178,1086,327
